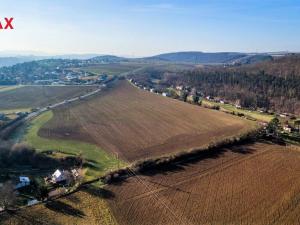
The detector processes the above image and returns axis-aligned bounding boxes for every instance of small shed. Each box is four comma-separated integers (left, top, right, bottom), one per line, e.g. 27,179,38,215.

283,125,292,133
15,176,30,189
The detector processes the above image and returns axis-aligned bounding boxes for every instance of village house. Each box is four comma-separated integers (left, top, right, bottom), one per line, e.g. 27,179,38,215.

51,169,66,184
176,85,183,91
283,124,292,133
279,113,290,118
186,94,196,103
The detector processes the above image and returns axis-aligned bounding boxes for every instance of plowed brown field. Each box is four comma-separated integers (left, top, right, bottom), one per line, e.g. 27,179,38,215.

0,85,98,110
39,80,254,162
106,142,300,225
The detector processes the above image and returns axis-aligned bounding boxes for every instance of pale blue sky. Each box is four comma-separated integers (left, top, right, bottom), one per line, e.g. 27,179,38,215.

0,0,300,56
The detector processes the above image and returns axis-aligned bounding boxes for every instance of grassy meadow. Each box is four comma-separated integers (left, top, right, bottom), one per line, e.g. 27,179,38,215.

22,111,126,180
202,99,274,122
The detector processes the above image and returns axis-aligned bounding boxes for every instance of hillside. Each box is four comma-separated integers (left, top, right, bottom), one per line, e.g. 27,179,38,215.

240,54,300,77
38,80,254,162
180,55,300,114
131,54,300,115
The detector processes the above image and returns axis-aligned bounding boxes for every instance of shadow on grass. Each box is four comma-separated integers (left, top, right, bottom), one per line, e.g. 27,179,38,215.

45,200,85,218
65,194,81,204
83,161,99,169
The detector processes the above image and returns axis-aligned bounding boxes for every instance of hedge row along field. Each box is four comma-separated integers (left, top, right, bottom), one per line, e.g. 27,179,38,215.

105,142,300,225
39,80,255,162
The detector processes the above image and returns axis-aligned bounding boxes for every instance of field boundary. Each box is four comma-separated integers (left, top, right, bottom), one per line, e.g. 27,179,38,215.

100,127,264,184
119,147,272,203
0,127,264,215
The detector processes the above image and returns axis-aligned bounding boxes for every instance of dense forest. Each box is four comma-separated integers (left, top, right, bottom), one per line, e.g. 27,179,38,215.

177,55,300,114
130,55,300,115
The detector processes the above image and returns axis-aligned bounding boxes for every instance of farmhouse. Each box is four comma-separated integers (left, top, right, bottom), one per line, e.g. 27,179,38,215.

176,85,183,90
187,95,196,103
279,113,287,118
283,124,292,133
51,169,66,183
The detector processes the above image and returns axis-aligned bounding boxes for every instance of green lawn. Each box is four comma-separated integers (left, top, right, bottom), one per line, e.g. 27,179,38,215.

23,111,126,180
202,100,274,122
75,63,146,75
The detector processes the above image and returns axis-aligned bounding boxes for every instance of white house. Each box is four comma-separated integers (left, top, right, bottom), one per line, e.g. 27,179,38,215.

27,199,39,206
279,114,287,118
15,176,30,189
176,85,183,91
52,169,66,183
283,125,292,133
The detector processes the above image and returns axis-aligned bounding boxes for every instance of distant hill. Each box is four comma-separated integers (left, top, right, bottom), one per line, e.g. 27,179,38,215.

0,56,44,67
0,51,284,68
145,52,247,64
0,55,99,67
143,51,277,64
88,55,127,63
230,54,273,65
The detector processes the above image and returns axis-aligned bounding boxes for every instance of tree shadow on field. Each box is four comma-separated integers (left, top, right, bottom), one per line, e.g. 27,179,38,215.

1,209,60,225
45,200,85,218
65,194,81,204
140,141,260,178
80,185,115,199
